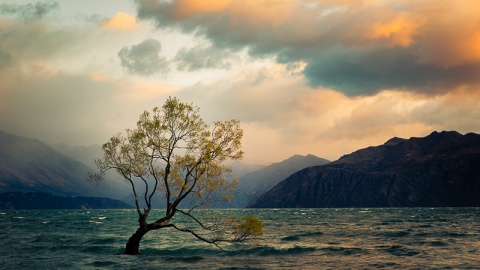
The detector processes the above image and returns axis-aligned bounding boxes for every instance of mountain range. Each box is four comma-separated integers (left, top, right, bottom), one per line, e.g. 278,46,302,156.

0,129,326,209
51,136,331,208
248,131,480,208
2,129,479,209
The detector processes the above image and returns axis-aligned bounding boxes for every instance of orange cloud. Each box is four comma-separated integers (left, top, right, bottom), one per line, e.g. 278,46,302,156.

426,30,480,68
174,0,231,18
172,0,293,29
227,0,294,29
414,1,480,67
366,17,421,47
102,12,139,30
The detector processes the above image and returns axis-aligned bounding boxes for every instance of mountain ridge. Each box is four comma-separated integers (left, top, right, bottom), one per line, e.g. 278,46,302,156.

248,131,480,208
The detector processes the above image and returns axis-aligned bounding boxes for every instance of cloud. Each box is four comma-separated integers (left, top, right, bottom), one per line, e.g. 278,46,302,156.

302,47,480,96
0,48,11,69
365,17,421,47
0,1,59,20
0,14,79,71
1,0,479,166
118,39,169,76
135,0,480,96
0,70,118,145
170,63,480,162
102,12,139,30
0,67,175,146
174,45,234,71
0,7,172,144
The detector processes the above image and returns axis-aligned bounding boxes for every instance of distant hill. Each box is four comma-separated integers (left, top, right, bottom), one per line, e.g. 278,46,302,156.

228,162,265,181
248,131,480,208
217,154,330,207
50,143,104,169
0,130,130,201
0,192,132,210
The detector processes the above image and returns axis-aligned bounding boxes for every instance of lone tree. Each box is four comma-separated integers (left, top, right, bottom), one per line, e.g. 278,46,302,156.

90,97,262,255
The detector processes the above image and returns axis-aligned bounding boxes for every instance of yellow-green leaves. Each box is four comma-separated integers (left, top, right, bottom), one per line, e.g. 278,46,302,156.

234,215,263,241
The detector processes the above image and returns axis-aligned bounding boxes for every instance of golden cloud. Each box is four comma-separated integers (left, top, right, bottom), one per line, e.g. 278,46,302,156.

174,0,231,18
366,17,421,47
171,0,294,29
102,12,139,30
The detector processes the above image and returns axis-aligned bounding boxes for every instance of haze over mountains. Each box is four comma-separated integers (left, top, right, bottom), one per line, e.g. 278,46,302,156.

0,129,327,209
221,154,330,207
248,131,480,208
0,130,131,208
2,129,479,209
49,141,328,208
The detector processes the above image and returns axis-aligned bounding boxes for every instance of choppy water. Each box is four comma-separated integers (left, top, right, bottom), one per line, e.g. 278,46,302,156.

0,208,479,269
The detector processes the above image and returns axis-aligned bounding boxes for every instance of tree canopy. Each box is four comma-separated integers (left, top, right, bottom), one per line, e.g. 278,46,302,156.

90,97,262,254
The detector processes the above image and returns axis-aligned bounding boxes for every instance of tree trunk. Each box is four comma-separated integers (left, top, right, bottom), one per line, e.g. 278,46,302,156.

125,227,149,255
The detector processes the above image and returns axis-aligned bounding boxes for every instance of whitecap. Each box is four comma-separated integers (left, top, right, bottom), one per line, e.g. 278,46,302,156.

90,221,103,224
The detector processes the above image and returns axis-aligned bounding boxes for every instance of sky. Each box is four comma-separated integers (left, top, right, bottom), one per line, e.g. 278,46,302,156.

1,0,480,164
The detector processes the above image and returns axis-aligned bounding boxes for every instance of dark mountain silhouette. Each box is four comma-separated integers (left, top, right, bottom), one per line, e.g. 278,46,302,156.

0,130,129,200
248,131,480,208
0,192,132,209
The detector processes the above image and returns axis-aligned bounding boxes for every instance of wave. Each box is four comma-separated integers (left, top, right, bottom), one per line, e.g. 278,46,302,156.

381,230,411,238
163,255,205,263
239,246,315,256
88,260,120,268
2,208,479,269
446,232,471,238
140,245,316,258
141,246,220,257
281,231,324,242
320,246,367,256
375,245,420,257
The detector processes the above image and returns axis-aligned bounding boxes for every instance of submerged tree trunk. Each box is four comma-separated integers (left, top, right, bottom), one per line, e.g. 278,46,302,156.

125,227,149,255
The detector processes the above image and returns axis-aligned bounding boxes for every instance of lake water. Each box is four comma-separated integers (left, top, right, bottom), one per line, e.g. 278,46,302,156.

1,208,479,269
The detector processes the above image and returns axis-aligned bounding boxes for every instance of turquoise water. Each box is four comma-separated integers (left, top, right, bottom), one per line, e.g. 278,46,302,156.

1,208,479,269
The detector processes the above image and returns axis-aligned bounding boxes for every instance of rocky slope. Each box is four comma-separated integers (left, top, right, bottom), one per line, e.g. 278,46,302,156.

248,131,480,208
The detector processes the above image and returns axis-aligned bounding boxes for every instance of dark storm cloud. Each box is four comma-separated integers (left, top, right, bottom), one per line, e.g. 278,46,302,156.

302,47,480,96
134,0,480,96
0,1,59,20
118,39,169,76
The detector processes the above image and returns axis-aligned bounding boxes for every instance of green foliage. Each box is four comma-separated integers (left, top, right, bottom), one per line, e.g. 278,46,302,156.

235,215,263,241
